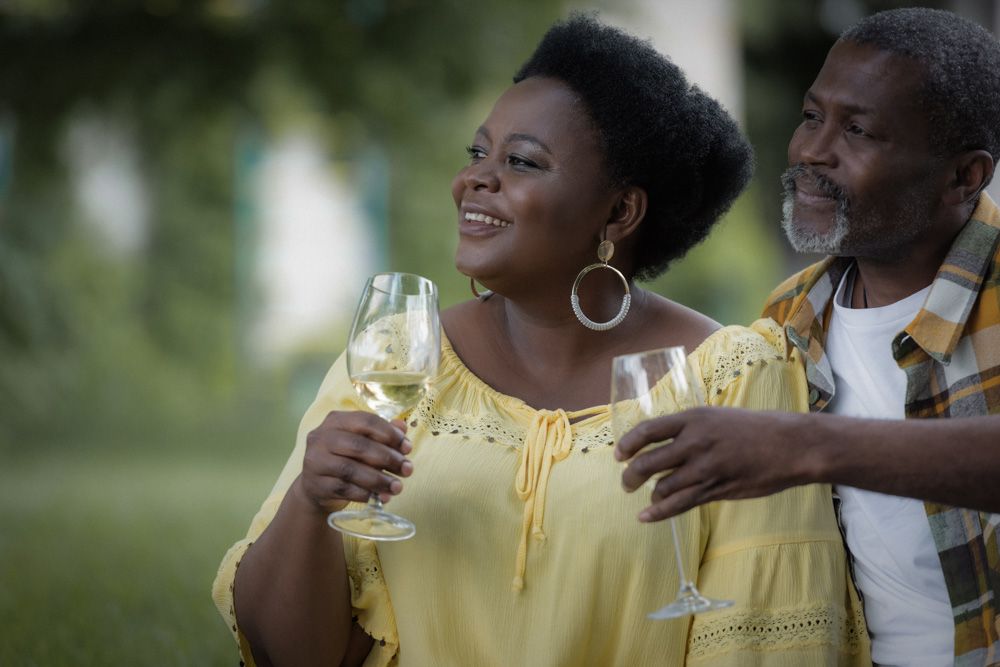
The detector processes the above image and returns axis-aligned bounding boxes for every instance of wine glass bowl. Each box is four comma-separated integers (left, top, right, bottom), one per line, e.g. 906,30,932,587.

610,346,734,619
327,272,441,541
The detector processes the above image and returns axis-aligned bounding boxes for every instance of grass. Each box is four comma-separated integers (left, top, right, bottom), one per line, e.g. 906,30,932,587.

0,447,283,666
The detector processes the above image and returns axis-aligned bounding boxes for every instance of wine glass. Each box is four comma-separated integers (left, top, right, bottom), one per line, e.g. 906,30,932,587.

327,272,441,541
610,346,734,619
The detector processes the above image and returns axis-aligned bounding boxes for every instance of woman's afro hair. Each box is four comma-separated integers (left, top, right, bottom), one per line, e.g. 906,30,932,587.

514,13,754,280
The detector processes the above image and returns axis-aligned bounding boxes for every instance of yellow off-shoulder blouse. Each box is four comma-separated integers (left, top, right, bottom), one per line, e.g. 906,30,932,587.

213,319,870,666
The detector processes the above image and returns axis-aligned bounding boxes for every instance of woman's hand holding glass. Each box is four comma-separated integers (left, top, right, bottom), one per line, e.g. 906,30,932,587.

299,410,414,513
323,272,441,541
610,346,733,619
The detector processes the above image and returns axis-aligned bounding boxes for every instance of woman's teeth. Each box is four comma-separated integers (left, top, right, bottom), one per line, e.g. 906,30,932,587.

465,212,511,227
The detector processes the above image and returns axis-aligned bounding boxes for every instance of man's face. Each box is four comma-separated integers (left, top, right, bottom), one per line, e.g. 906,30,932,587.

782,39,946,258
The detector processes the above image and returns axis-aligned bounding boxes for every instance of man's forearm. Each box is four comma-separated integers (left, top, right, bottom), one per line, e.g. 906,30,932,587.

807,412,1000,512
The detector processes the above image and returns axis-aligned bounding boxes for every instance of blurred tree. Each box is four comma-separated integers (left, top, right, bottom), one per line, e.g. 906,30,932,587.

0,0,564,445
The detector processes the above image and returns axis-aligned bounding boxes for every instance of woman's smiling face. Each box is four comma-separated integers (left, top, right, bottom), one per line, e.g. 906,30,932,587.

451,76,620,294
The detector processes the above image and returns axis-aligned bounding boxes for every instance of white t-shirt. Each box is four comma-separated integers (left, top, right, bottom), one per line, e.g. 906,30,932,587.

827,267,953,667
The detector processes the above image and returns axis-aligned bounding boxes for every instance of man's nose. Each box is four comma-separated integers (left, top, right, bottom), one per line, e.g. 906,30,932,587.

794,124,838,168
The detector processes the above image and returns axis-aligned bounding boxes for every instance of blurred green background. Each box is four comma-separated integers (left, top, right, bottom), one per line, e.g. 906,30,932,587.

0,0,987,664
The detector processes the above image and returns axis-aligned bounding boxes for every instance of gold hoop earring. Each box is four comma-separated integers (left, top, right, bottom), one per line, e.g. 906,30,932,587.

470,277,493,300
570,240,630,331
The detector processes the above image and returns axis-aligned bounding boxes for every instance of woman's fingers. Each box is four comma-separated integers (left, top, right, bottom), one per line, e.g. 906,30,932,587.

323,411,410,451
304,473,378,508
328,430,413,477
314,451,405,496
301,410,416,510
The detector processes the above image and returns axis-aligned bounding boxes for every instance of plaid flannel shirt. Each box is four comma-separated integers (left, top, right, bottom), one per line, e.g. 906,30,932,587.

761,193,1000,666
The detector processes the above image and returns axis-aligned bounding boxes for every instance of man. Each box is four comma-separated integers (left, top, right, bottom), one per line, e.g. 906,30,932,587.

616,8,1000,666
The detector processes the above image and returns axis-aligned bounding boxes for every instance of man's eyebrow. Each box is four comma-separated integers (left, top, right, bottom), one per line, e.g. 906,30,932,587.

804,90,877,117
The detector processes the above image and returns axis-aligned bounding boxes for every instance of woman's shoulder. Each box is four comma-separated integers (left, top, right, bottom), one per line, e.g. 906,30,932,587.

691,318,786,366
635,292,721,353
440,298,493,354
688,317,789,391
637,294,785,362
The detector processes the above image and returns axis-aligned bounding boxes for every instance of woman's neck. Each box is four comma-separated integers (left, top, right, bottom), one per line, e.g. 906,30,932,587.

440,286,650,412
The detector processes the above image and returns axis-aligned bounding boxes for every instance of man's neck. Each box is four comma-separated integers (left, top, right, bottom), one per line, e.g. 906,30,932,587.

850,205,974,309
851,236,955,309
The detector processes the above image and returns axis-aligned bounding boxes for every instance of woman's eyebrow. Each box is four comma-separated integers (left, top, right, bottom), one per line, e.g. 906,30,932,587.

504,133,552,154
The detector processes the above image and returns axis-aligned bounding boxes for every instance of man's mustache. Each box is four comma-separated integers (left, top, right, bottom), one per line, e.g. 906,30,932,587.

781,164,849,204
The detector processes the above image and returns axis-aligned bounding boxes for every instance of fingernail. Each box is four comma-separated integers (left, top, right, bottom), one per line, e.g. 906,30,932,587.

613,449,623,461
638,510,652,522
401,460,414,476
390,479,403,495
401,438,413,454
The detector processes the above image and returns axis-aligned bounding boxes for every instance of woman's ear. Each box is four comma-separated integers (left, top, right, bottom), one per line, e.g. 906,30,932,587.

944,149,994,206
605,186,647,243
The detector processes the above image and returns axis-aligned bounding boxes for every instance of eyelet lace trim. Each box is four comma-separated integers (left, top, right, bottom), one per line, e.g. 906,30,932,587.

409,397,617,452
707,323,787,397
346,534,384,592
404,323,788,453
687,603,868,659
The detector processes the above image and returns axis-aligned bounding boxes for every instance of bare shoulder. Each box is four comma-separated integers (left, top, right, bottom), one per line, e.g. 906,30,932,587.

634,290,722,353
440,298,498,362
440,298,481,333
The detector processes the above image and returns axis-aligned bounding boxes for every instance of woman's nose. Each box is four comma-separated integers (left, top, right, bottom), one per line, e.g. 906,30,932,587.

464,161,500,192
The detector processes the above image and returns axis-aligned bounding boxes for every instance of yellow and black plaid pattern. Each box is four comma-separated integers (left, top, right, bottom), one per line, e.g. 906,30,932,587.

762,194,1000,665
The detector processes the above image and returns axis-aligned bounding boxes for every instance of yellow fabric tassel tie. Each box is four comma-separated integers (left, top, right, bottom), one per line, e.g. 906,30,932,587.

512,409,573,591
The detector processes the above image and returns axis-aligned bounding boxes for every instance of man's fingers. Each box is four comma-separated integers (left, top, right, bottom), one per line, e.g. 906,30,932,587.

615,413,686,461
638,479,713,523
621,440,687,492
649,463,707,504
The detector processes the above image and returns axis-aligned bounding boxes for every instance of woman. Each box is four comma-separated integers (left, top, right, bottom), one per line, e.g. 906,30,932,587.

213,15,869,666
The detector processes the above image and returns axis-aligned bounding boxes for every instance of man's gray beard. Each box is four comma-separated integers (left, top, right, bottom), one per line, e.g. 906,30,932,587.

781,191,850,254
782,186,936,259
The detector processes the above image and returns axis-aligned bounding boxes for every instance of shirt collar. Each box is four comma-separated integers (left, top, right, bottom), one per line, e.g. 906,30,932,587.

784,256,844,346
903,193,1000,363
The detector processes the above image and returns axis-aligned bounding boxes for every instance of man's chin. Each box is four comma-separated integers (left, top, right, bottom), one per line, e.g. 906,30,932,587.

781,218,845,255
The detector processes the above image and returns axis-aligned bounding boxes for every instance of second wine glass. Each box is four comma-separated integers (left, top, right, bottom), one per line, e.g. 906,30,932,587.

327,272,441,542
610,346,734,619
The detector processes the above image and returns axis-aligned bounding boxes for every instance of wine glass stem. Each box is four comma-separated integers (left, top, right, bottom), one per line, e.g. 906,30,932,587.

669,517,692,590
367,493,384,512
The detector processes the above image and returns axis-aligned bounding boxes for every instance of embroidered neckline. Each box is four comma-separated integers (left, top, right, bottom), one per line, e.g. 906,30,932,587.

437,329,721,421
439,333,609,424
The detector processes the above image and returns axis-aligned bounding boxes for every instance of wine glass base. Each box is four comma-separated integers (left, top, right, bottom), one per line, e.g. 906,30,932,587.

328,507,416,542
647,593,734,620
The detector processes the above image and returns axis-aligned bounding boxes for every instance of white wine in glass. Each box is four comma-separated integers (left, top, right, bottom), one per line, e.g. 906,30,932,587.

610,346,734,619
327,272,441,541
351,371,431,420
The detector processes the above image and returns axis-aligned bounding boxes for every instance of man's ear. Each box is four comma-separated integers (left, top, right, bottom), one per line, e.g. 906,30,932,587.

605,186,648,243
944,149,994,206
